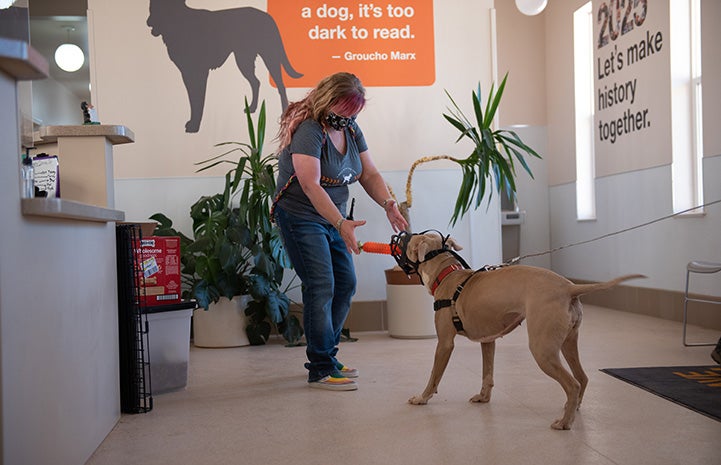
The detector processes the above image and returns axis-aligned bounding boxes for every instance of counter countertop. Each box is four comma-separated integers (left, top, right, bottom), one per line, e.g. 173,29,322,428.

34,125,136,145
21,198,125,223
0,36,49,80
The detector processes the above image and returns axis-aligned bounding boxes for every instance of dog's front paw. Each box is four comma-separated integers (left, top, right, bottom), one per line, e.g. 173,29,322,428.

469,392,491,403
551,418,572,430
470,385,493,403
408,395,428,405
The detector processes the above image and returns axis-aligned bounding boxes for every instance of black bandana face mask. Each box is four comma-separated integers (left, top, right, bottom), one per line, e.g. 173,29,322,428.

325,112,356,130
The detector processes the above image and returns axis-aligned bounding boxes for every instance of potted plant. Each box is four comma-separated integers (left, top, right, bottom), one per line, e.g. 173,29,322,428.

397,72,541,226
152,99,302,346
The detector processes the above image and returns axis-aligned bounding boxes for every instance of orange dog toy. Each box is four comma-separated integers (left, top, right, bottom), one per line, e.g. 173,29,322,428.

359,242,399,255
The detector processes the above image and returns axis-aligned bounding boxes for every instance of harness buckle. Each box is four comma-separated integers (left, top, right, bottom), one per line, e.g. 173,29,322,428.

452,316,464,333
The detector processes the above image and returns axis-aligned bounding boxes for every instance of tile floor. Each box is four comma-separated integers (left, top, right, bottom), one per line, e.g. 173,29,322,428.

87,306,721,465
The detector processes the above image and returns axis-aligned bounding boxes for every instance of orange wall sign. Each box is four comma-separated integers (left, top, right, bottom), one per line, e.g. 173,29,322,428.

267,0,435,87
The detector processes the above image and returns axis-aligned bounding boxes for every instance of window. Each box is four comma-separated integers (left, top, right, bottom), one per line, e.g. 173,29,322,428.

671,0,704,214
574,2,595,220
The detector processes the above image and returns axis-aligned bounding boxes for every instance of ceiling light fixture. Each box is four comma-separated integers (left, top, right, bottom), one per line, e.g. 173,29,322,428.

54,26,85,73
516,0,548,16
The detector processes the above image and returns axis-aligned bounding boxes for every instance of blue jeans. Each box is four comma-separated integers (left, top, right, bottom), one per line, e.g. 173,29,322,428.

274,207,356,382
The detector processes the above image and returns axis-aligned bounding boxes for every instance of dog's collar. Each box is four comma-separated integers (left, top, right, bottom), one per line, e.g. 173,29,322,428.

430,264,464,296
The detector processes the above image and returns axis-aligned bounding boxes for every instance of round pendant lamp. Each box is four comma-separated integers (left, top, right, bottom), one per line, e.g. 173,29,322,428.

54,26,85,73
516,0,548,16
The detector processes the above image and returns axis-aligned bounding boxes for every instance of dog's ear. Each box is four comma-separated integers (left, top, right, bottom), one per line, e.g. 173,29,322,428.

416,238,431,262
406,236,421,262
446,237,463,251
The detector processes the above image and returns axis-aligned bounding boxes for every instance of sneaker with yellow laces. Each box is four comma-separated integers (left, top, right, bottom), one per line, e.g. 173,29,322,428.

308,373,358,391
336,362,359,378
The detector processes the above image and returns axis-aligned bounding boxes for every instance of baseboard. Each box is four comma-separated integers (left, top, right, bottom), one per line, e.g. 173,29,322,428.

290,301,388,333
570,278,721,331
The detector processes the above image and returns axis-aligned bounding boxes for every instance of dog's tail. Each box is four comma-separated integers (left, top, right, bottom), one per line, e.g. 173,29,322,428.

259,12,303,79
568,274,646,297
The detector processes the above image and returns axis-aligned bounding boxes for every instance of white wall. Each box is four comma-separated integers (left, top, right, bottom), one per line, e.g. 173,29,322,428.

31,76,84,126
549,155,721,295
495,0,547,127
506,125,551,270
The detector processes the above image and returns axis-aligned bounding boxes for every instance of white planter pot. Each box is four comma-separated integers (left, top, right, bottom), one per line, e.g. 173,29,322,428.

384,269,436,339
386,284,437,339
193,295,251,348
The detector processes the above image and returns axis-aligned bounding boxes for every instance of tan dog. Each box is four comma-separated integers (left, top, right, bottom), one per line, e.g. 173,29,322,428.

403,232,644,430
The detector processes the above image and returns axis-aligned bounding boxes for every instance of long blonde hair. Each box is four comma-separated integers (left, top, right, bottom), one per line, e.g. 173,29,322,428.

276,72,366,149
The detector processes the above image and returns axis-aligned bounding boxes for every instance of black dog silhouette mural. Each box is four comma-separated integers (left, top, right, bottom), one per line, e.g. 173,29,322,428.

147,0,303,133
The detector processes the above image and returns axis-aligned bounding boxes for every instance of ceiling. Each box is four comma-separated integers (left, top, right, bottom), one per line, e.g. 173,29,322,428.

28,0,90,102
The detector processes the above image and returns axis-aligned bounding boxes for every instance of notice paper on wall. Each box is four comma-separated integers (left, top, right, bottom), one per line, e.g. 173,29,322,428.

32,154,60,198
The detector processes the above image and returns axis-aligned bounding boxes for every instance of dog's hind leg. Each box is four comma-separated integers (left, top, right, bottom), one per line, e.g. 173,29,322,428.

561,299,588,406
531,346,581,430
409,317,456,405
470,341,495,403
528,313,580,430
561,329,587,408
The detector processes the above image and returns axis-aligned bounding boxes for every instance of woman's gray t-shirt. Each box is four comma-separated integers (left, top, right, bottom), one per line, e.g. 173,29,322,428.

274,119,368,224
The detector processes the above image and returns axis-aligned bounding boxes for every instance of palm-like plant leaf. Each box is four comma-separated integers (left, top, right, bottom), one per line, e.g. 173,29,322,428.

442,73,542,225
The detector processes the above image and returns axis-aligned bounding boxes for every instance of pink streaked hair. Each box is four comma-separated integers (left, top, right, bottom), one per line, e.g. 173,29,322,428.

276,72,366,150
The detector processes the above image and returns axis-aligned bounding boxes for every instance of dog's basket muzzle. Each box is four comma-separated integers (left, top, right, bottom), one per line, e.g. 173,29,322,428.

390,230,469,278
390,231,417,275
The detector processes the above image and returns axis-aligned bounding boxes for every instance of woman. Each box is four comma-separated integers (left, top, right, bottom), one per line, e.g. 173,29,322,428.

273,72,408,390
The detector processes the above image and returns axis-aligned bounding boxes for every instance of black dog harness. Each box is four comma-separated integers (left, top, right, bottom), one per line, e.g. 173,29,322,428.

433,272,474,332
432,264,506,333
389,230,505,334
